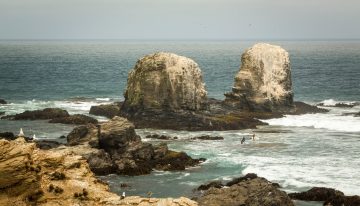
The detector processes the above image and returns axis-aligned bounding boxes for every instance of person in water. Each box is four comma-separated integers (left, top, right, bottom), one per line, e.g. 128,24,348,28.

252,134,256,141
241,137,246,144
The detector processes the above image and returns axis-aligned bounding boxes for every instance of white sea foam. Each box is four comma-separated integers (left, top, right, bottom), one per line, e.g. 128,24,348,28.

262,113,360,132
319,99,358,106
96,98,111,101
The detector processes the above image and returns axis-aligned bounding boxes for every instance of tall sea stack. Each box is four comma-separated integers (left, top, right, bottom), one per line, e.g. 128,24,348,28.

122,52,208,113
225,43,294,111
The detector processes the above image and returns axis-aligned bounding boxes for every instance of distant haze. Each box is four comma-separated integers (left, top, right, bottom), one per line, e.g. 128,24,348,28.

0,0,359,40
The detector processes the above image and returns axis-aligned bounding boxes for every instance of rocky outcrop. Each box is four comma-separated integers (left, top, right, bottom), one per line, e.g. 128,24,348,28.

225,43,294,112
89,102,122,118
289,187,360,206
122,52,208,112
0,99,6,104
64,116,204,176
0,132,16,140
49,114,98,125
191,135,224,140
195,173,294,206
0,138,197,206
0,112,4,116
1,108,69,120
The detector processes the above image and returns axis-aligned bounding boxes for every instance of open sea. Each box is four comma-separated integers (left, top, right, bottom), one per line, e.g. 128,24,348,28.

0,40,359,205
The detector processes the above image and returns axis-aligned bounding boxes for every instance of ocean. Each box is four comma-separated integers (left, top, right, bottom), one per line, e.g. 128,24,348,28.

0,40,359,205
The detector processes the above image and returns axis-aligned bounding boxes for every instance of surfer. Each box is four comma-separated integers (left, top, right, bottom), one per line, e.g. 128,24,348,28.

252,134,256,141
241,137,246,144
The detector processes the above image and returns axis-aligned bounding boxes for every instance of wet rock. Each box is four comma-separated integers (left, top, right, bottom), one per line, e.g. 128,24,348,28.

0,132,16,140
66,124,98,146
197,181,223,191
0,99,6,104
122,52,208,112
192,135,224,140
225,43,294,112
289,187,345,201
293,101,329,114
35,140,63,150
0,112,4,116
89,102,122,118
196,173,294,206
49,114,98,125
145,134,173,140
225,173,258,187
317,102,358,108
1,108,69,120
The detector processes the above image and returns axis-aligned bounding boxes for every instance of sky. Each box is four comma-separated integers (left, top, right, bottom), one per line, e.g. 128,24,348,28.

0,0,359,40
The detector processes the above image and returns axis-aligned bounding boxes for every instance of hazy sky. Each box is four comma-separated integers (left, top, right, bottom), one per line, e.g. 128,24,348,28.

0,0,359,40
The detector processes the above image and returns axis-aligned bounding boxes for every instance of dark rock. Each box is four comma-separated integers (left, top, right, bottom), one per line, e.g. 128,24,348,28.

49,114,98,125
293,102,329,115
35,140,63,150
145,134,172,140
154,150,202,171
59,135,66,139
192,135,224,140
1,108,69,120
289,187,344,202
196,173,294,206
355,112,360,117
89,103,122,118
83,150,115,175
317,102,358,108
225,173,258,187
67,124,98,146
0,99,7,104
324,195,360,206
50,171,66,180
197,181,223,191
0,132,16,140
0,112,4,116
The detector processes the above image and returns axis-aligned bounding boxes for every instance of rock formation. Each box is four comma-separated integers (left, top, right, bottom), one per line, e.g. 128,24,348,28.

195,173,294,206
122,52,208,112
225,43,294,111
89,102,122,118
49,114,98,125
0,138,197,206
0,99,6,104
65,116,204,175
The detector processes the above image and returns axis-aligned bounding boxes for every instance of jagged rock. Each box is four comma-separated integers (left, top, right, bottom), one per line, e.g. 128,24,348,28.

66,124,98,146
225,43,294,112
89,102,122,118
0,138,197,206
192,135,224,140
195,173,294,206
289,187,344,201
122,52,208,112
1,108,69,120
49,114,98,125
0,99,6,104
324,195,360,206
293,101,329,114
83,149,115,175
197,181,223,191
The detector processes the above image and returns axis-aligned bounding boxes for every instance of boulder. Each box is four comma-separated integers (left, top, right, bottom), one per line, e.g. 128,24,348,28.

49,114,98,125
66,124,98,146
225,43,294,112
145,134,174,140
195,173,294,206
122,52,208,112
0,99,6,104
82,149,115,175
89,102,122,118
35,140,63,150
1,108,69,120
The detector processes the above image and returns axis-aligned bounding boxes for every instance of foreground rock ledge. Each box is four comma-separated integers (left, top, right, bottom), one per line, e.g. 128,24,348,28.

0,138,197,206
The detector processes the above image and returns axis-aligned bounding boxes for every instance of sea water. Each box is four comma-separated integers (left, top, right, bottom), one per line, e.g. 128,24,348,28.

0,40,359,204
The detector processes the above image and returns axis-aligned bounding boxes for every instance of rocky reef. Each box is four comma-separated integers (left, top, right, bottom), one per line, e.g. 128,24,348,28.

0,137,197,206
0,99,7,104
225,43,293,112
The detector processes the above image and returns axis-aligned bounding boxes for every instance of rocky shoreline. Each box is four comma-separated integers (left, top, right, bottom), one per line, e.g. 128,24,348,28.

1,43,357,206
